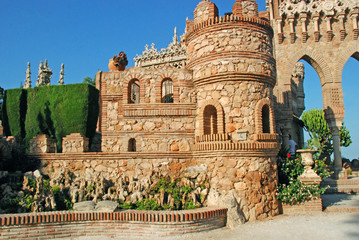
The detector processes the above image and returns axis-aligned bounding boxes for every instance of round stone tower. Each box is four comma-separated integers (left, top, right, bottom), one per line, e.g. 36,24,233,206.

185,0,280,223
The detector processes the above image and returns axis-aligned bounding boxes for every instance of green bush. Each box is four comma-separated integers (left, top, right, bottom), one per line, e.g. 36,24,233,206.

2,88,27,138
3,84,99,152
276,152,330,205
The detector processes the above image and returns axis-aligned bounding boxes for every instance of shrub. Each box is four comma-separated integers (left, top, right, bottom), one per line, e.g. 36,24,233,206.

2,88,27,138
276,151,330,205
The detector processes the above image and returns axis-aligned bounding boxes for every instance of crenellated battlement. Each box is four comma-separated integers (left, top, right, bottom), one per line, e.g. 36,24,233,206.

186,14,271,39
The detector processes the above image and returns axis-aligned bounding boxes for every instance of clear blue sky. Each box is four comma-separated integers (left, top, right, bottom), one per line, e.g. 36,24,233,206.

0,0,357,159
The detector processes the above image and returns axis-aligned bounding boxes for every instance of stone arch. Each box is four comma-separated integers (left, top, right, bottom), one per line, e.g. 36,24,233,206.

155,72,179,103
335,44,359,80
198,100,224,135
123,74,145,104
255,99,275,134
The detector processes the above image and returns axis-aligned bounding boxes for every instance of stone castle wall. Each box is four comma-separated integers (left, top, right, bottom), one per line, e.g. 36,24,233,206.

37,152,279,223
99,66,196,153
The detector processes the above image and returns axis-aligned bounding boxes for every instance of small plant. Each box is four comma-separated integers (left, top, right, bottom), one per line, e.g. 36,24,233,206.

118,176,205,211
135,199,160,210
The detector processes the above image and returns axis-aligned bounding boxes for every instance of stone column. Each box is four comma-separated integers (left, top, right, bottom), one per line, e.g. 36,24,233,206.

280,122,291,149
330,125,347,179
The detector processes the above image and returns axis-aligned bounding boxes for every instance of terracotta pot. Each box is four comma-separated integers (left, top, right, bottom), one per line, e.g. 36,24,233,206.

108,59,118,71
108,59,126,71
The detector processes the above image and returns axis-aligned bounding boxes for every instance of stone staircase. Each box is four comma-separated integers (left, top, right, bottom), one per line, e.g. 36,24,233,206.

321,177,359,194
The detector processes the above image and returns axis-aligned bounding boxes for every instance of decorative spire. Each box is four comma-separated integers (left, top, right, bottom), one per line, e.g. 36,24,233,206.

58,63,65,85
173,27,178,44
36,59,52,86
24,62,32,89
36,61,44,87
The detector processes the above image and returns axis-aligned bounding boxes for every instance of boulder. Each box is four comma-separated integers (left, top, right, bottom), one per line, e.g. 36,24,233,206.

95,200,118,212
73,201,96,211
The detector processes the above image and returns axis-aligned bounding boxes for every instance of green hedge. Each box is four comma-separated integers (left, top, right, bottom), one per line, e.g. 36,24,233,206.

2,88,27,138
3,84,99,152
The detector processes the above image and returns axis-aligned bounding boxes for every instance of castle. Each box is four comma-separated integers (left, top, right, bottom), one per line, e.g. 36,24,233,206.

24,0,359,224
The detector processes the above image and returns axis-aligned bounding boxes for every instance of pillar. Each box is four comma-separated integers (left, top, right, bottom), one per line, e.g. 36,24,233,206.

330,125,347,179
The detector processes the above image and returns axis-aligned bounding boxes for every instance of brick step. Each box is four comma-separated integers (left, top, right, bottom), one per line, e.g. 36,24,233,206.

322,178,359,186
324,186,359,194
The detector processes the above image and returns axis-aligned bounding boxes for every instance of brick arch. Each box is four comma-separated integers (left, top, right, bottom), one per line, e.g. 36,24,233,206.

255,99,275,134
155,73,179,103
197,100,224,135
123,74,145,104
281,49,333,87
335,44,359,81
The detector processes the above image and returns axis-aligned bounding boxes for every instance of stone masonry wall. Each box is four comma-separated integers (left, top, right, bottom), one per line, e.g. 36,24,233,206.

196,81,274,140
99,66,196,153
38,152,279,225
196,154,279,222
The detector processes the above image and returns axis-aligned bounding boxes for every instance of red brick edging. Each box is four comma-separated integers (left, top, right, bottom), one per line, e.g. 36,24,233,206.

0,208,227,239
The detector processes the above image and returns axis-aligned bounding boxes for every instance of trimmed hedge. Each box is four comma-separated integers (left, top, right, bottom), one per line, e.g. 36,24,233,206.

3,84,99,152
2,88,27,138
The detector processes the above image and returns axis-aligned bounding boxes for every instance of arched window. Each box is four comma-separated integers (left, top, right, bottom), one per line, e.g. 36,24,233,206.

262,104,270,133
203,105,218,135
128,79,140,104
128,138,136,152
161,79,173,103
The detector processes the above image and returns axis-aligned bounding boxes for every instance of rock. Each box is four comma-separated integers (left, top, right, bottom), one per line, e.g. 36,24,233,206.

74,201,96,211
143,121,156,131
33,170,41,178
95,201,118,212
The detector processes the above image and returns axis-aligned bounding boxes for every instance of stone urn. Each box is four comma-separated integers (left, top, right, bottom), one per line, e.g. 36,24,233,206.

297,149,322,185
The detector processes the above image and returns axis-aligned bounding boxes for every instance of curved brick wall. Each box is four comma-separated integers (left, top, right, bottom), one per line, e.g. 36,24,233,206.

0,208,227,239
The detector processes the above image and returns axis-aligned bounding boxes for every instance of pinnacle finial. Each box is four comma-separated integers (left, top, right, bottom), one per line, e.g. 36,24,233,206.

173,27,178,44
24,62,32,89
59,63,65,85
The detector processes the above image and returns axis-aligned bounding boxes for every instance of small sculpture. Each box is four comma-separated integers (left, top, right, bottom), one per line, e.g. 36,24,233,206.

24,62,32,89
58,64,65,85
36,59,52,86
108,51,128,71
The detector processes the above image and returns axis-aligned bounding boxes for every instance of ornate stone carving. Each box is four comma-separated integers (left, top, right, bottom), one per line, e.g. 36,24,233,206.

58,64,65,85
292,62,304,79
134,27,187,68
279,0,359,16
109,52,128,71
36,60,52,87
24,62,31,89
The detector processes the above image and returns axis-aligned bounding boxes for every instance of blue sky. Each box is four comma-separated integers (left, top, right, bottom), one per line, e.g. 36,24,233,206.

0,0,357,159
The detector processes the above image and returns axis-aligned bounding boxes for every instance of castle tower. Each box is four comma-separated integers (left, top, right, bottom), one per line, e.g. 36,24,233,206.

186,0,280,222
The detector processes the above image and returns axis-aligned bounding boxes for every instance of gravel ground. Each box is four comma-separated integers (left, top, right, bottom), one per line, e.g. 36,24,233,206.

169,212,359,240
74,212,359,240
